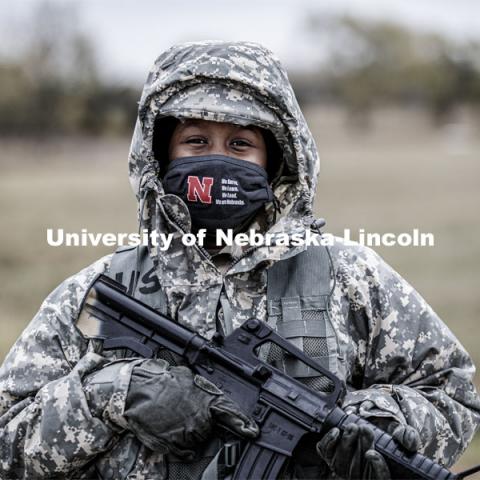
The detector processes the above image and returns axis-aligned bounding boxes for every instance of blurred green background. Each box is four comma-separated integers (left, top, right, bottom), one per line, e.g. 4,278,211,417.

0,0,479,474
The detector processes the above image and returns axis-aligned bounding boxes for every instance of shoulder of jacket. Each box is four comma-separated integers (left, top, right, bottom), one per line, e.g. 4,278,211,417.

37,253,113,322
326,236,384,266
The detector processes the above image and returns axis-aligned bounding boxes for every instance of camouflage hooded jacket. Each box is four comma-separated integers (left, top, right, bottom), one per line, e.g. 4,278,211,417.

0,41,479,479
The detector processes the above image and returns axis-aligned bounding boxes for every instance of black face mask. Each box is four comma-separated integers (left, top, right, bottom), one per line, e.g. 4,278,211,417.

163,154,273,232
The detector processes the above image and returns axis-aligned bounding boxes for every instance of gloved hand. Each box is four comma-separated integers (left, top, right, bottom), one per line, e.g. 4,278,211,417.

315,390,422,480
345,399,420,453
123,358,258,458
316,423,390,480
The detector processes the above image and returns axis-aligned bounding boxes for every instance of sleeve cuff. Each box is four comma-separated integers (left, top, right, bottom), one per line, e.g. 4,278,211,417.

342,384,407,427
83,357,146,431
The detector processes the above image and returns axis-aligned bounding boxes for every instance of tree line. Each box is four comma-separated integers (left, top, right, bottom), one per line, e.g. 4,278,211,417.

1,7,479,137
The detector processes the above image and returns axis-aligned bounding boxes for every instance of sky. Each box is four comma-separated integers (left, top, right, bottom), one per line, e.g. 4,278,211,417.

1,0,480,85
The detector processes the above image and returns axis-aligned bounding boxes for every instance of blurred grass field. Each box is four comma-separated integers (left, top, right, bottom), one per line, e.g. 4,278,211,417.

0,106,479,473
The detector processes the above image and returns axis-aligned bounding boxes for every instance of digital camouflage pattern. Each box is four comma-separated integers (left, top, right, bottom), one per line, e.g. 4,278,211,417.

0,40,479,479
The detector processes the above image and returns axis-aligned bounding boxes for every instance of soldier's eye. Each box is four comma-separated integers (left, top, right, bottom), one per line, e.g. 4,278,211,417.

186,137,208,144
231,139,251,148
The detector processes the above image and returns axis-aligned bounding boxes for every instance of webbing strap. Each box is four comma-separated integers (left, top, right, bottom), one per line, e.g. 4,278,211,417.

267,244,332,317
266,243,337,378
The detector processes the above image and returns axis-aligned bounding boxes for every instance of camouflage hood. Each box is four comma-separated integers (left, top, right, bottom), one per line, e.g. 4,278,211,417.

127,41,320,266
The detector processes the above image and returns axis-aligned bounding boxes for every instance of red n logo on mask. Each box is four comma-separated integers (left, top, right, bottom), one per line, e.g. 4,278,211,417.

187,176,214,203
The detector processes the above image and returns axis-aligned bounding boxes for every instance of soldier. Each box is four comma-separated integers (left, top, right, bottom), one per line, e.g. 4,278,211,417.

0,41,479,479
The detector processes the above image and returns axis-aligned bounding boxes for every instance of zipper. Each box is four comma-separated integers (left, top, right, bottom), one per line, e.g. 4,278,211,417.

162,199,264,277
161,201,216,266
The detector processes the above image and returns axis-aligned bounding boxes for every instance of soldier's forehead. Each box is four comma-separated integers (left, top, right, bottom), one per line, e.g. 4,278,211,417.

178,118,260,133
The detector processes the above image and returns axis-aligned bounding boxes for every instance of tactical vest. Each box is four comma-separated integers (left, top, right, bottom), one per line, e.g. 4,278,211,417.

107,243,337,480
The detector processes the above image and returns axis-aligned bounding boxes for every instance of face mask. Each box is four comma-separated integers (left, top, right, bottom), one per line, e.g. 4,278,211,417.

163,154,273,232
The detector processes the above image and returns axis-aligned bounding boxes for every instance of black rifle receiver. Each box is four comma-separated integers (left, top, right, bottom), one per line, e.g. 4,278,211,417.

77,274,478,480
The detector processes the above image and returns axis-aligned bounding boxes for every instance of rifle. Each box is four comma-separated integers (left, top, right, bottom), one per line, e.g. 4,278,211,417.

77,274,480,479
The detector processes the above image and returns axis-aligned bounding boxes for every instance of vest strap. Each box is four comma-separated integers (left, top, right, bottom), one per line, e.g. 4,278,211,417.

108,245,168,314
267,244,332,299
266,243,338,378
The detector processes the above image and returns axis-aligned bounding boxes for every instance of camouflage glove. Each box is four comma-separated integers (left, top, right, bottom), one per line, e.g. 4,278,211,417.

123,358,258,458
316,423,390,480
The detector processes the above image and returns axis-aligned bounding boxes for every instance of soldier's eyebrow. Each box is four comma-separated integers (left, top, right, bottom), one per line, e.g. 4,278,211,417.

228,123,259,132
175,120,262,139
235,125,263,139
176,119,201,130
